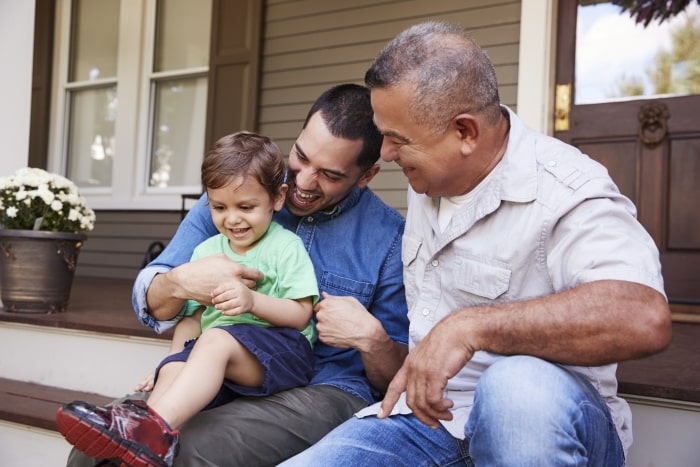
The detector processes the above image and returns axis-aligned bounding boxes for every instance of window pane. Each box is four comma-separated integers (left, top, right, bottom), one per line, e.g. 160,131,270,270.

69,0,120,82
154,0,212,72
67,87,117,188
576,1,700,104
150,78,207,187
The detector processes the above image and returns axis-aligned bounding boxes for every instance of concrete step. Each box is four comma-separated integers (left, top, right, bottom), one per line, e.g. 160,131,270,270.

0,320,169,397
0,377,113,467
0,277,170,466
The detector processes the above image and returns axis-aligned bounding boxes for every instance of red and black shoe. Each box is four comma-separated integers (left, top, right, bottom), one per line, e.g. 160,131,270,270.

56,399,179,467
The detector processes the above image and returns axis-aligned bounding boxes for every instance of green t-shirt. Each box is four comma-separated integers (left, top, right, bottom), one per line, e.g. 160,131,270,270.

184,221,319,344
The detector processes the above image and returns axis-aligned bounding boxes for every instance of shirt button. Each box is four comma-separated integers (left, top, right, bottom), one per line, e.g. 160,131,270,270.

547,160,556,167
306,216,314,223
431,260,439,267
422,308,430,316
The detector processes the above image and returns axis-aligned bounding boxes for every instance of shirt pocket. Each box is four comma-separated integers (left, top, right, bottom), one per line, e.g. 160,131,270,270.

457,257,511,300
319,271,374,308
401,235,421,267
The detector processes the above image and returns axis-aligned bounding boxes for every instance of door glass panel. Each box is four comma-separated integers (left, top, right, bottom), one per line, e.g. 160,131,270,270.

66,86,117,187
149,78,208,188
154,0,212,72
575,1,700,104
69,0,120,82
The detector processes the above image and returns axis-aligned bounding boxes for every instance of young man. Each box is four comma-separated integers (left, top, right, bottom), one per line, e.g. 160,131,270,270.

66,84,409,466
280,22,672,467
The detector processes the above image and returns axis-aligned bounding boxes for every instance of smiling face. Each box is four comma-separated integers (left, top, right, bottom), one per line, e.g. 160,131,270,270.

285,112,377,216
371,83,473,198
208,176,286,255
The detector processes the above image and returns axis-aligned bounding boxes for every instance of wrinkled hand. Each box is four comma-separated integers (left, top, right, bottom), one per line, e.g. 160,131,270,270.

379,317,475,428
211,279,255,316
133,371,156,392
314,292,379,349
173,254,262,305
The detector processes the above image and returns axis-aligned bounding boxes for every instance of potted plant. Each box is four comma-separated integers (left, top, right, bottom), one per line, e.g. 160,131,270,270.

0,167,96,313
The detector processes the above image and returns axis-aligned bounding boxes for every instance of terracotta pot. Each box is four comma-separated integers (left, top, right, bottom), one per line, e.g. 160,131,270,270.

0,229,86,313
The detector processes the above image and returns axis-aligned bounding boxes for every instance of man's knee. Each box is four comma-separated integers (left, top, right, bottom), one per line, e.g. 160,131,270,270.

471,355,586,431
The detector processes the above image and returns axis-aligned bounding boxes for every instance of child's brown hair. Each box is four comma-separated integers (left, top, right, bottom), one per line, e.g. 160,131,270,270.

201,131,286,200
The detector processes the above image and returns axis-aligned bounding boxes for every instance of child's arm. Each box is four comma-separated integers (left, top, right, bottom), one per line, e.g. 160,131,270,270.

212,281,313,331
248,293,313,331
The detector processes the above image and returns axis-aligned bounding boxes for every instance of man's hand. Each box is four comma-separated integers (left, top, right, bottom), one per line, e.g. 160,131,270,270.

315,292,408,391
380,313,475,428
147,254,263,321
314,292,381,349
168,254,263,305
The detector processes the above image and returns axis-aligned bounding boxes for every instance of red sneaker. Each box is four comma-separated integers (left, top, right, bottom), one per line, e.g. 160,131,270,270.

56,399,179,467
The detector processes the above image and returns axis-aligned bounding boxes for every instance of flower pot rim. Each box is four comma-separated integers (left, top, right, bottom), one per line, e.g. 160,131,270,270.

0,229,87,241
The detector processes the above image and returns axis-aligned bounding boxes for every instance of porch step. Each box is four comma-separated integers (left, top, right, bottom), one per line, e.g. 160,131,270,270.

0,277,170,466
0,375,118,467
0,377,112,432
0,320,169,397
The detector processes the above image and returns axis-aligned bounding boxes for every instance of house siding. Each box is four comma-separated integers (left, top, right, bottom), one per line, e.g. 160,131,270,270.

78,0,521,279
77,210,182,280
258,0,521,213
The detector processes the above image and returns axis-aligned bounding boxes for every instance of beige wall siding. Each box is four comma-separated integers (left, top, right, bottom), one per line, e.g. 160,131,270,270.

76,211,181,279
258,0,521,213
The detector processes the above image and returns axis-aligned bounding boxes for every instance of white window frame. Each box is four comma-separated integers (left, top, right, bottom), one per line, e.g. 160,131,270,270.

49,0,206,210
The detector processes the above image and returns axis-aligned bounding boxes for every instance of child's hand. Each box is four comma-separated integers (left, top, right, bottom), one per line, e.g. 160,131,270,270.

134,371,156,392
212,280,255,316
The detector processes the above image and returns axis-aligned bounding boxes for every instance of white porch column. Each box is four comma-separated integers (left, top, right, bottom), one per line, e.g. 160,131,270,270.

517,0,557,134
0,0,36,174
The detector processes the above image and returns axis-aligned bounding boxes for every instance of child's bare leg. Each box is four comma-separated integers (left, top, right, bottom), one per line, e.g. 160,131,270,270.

148,328,264,429
147,361,185,407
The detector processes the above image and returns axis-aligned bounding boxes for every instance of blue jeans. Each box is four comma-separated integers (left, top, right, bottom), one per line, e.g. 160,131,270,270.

280,356,625,466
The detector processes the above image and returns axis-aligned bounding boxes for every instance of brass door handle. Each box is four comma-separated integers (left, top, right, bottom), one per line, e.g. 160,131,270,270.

554,84,571,132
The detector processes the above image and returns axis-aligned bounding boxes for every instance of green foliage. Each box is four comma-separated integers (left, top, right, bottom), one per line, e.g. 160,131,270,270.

611,7,699,97
613,0,699,27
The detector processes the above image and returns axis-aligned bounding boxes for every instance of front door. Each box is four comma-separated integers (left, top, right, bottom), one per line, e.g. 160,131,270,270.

553,0,700,320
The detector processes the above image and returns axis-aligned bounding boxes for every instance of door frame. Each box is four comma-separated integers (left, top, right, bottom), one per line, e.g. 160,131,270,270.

516,0,558,134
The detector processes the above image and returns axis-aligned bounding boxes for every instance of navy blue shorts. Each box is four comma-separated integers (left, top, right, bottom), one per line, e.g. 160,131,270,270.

154,324,314,410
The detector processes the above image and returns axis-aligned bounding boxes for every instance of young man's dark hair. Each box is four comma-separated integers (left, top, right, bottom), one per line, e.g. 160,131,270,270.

303,83,382,170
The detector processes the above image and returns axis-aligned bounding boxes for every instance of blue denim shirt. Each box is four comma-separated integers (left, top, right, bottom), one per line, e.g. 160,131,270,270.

132,186,408,404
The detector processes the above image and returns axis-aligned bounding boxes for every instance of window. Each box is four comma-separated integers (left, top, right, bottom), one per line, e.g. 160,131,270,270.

50,0,212,210
575,1,700,105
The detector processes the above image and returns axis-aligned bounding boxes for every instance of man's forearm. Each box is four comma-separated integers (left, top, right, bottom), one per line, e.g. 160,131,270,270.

146,271,188,321
359,333,408,393
451,280,671,366
363,341,408,393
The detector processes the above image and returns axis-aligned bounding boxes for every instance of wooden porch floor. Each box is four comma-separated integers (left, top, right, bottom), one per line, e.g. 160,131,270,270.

0,276,171,340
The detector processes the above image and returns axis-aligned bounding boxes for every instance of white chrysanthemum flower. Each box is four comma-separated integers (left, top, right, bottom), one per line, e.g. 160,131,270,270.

51,200,63,212
38,185,55,204
0,167,95,232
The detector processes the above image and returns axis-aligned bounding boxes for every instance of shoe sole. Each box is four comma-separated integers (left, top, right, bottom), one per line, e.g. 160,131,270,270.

56,405,169,467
